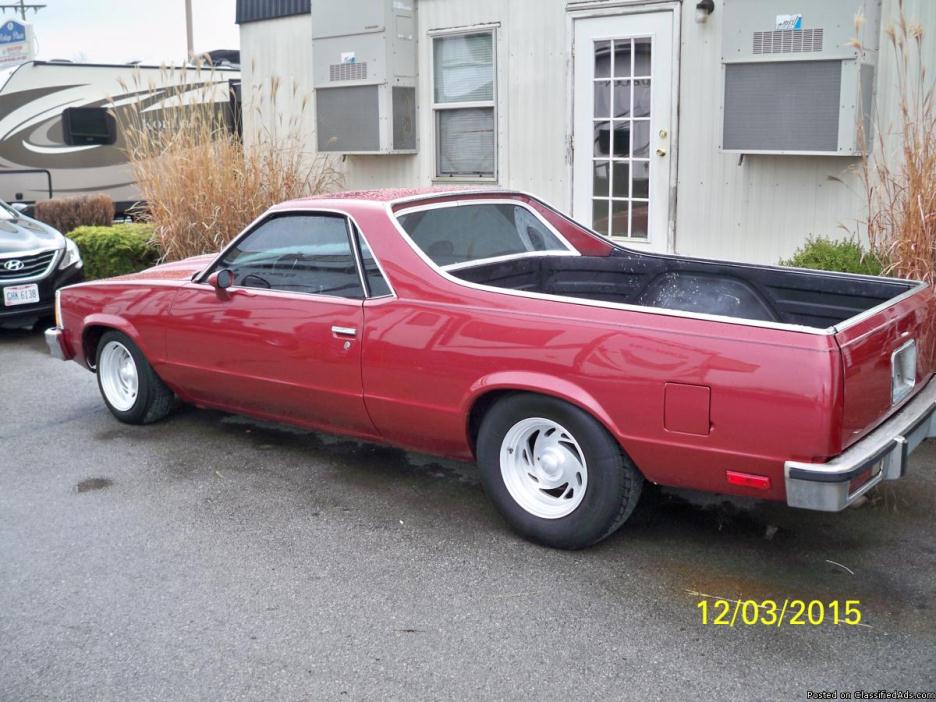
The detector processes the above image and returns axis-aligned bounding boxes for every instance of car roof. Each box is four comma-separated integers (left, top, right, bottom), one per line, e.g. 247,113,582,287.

279,186,515,209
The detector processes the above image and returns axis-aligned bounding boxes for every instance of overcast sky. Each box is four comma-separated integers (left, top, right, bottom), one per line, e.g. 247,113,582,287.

13,0,239,65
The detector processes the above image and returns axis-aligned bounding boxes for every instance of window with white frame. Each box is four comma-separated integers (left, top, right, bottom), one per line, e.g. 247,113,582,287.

432,31,496,179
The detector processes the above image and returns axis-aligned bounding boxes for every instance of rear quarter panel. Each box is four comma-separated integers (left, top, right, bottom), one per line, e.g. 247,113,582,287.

348,200,844,501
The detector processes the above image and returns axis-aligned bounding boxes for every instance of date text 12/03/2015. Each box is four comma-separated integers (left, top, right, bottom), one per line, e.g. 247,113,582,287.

697,599,862,626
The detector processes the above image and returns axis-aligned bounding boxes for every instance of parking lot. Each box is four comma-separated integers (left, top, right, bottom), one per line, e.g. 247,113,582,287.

2,327,935,700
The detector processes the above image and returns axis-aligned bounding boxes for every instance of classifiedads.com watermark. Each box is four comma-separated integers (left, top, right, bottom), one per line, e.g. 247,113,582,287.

807,691,936,700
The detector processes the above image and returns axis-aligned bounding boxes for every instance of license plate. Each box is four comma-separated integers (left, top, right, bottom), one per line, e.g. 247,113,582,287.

3,283,40,307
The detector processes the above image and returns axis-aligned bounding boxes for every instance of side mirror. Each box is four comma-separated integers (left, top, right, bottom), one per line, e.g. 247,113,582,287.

10,202,28,213
207,268,235,292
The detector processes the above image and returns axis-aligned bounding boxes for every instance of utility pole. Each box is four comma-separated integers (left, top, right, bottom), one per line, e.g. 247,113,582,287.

0,1,46,20
184,0,194,60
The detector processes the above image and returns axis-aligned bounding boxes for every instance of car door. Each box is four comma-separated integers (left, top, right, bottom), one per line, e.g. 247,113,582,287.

162,211,377,437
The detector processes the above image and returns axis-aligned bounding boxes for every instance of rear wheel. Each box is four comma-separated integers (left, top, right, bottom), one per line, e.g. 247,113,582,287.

96,330,176,424
476,393,643,549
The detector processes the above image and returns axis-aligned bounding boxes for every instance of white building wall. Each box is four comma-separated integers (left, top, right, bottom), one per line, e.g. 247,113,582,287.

674,0,936,264
240,0,936,265
239,13,316,160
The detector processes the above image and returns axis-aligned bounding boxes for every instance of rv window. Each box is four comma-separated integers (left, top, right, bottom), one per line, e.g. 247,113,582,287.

62,107,116,146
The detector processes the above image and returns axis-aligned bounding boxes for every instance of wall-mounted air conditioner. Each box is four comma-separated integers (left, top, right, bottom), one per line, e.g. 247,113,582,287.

720,0,881,156
311,0,417,154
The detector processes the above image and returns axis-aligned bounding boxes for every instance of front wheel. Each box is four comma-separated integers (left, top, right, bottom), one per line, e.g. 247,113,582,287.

96,330,176,424
477,393,643,549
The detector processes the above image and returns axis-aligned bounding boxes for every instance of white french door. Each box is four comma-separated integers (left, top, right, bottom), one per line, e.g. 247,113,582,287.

572,10,676,250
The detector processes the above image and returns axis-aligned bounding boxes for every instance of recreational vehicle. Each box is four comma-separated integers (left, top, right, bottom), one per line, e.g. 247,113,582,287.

0,60,239,215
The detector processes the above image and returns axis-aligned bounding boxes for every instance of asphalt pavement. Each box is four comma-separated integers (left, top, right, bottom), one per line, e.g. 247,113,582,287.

1,327,935,701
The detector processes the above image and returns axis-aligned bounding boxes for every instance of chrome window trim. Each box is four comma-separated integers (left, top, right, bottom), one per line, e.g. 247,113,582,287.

185,283,367,307
0,246,62,284
385,189,927,337
394,198,580,271
194,208,397,301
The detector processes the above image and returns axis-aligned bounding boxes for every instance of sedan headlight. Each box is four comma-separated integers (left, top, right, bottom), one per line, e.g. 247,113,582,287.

59,238,82,270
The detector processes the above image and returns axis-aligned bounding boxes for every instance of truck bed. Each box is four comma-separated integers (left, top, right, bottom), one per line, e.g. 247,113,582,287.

453,248,918,330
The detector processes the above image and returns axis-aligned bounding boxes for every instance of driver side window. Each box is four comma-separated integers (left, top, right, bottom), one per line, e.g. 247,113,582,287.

216,214,364,299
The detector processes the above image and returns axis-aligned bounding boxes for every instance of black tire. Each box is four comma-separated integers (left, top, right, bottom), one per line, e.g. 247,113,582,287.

95,330,176,425
476,393,644,550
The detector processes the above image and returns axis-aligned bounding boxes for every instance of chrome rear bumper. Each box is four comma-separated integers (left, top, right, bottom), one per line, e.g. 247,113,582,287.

785,375,936,511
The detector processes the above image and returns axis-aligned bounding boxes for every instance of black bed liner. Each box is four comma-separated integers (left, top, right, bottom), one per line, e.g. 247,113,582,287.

452,248,916,329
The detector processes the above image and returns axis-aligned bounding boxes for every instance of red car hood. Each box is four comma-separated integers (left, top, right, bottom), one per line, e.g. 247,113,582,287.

111,254,215,283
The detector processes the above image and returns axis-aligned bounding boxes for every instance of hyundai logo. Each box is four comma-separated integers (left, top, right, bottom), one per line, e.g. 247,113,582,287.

3,259,24,271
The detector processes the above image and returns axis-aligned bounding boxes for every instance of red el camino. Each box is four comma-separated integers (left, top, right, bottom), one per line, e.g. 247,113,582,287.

46,188,936,549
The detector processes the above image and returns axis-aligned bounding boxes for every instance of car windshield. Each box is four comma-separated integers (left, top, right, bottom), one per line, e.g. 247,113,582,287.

396,203,572,268
0,201,17,221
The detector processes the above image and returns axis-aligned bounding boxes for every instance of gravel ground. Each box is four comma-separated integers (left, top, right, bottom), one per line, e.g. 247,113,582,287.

2,327,935,701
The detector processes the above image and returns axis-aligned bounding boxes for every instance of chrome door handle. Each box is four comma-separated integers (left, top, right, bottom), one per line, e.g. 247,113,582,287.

331,326,358,338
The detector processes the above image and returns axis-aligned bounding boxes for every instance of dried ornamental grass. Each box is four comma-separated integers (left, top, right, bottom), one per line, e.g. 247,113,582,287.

857,2,936,285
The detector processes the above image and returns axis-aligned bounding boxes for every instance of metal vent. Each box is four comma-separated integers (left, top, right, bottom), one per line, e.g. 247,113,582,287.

723,60,841,152
753,29,824,54
329,62,368,82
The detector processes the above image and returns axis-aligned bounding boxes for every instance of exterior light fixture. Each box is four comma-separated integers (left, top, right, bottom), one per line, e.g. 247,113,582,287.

695,0,715,23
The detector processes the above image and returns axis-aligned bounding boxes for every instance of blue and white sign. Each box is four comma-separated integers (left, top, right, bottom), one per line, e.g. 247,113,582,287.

776,14,804,30
0,19,33,68
0,20,27,45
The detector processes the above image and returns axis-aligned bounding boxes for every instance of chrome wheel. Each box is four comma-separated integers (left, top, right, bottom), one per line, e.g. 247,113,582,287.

499,417,588,519
99,340,139,412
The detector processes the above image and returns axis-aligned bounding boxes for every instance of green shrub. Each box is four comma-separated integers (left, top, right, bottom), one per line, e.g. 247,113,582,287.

34,194,114,235
68,223,160,280
781,237,884,276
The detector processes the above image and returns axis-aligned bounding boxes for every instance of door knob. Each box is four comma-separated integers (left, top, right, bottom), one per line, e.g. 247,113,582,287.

656,147,668,157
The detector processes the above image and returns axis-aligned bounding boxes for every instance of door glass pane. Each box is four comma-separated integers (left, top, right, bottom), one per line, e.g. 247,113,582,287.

632,202,649,238
613,80,631,117
592,199,610,236
593,160,610,198
633,80,651,117
632,161,650,198
434,33,494,103
611,200,629,238
595,40,611,78
438,108,495,176
634,37,652,76
218,215,364,298
613,121,630,157
632,121,650,157
594,80,610,118
613,39,632,78
612,161,630,198
594,121,611,156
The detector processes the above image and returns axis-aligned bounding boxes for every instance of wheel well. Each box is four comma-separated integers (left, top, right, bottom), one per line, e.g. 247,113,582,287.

467,389,518,456
81,325,113,369
467,388,630,464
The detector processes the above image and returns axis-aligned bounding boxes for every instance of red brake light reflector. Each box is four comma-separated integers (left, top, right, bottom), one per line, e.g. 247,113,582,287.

725,471,771,490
